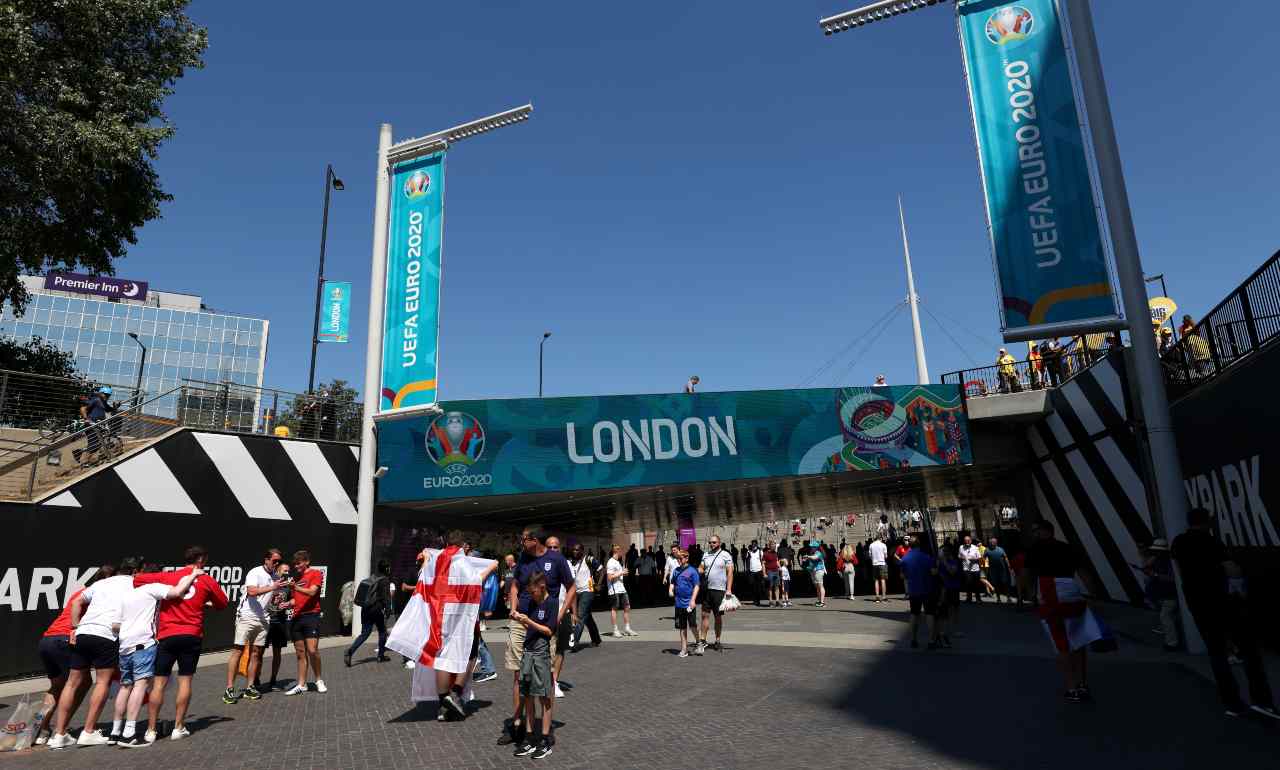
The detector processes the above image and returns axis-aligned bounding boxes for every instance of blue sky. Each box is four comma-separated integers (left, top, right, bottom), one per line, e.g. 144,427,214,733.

120,1,1279,401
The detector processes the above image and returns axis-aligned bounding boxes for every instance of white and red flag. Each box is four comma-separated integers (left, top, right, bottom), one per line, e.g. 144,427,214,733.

387,546,495,700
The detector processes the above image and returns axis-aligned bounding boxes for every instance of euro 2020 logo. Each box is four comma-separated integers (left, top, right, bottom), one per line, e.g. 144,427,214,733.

985,5,1034,46
425,411,485,474
403,170,431,200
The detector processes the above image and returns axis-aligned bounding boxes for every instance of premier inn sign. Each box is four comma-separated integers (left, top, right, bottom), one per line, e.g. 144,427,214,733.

43,271,149,302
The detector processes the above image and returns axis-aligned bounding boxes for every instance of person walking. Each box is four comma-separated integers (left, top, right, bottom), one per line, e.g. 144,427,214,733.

345,559,393,668
669,549,700,658
838,544,858,600
986,538,1013,604
900,538,936,649
1026,520,1100,703
696,536,734,654
225,549,286,703
284,550,327,696
1141,539,1180,651
892,539,909,601
869,536,888,602
936,546,962,647
569,544,603,650
1172,508,1280,719
636,548,657,607
606,544,635,637
959,535,983,604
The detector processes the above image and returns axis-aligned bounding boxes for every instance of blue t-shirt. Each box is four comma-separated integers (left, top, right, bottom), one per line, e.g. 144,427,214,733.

514,549,575,601
517,593,559,648
673,565,700,608
900,549,935,597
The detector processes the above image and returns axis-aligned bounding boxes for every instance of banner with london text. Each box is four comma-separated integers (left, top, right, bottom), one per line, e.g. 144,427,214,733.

957,0,1119,340
376,385,972,504
319,280,351,343
380,152,446,414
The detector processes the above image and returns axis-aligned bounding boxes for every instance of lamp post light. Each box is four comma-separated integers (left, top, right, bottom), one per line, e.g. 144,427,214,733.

539,332,552,397
126,332,147,404
353,104,533,629
308,164,345,395
817,0,1195,649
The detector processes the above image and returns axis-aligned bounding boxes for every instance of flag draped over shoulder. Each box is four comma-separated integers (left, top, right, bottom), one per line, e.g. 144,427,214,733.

387,547,495,687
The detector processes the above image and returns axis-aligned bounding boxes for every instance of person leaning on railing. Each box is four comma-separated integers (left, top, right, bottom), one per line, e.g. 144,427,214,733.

1179,316,1212,376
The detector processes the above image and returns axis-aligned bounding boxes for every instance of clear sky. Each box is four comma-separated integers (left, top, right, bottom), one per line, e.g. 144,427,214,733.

120,1,1279,401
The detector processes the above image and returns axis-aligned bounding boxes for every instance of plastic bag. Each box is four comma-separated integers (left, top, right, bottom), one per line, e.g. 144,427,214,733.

0,696,35,752
719,593,741,613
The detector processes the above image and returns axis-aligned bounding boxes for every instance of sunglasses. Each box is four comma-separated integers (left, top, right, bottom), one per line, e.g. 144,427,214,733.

547,545,560,550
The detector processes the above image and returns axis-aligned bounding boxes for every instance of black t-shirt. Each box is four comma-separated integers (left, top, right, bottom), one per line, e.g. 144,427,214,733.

1024,539,1080,578
1171,528,1227,601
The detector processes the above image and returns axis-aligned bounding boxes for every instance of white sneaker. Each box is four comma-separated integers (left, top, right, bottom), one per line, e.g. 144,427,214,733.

169,726,190,741
567,635,575,649
554,682,565,698
624,627,639,636
479,621,487,632
34,731,49,746
404,660,415,670
314,679,328,693
611,629,624,638
144,730,157,744
285,684,307,696
77,729,111,747
47,732,76,750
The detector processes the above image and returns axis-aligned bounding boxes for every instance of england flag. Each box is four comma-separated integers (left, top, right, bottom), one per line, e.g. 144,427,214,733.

387,546,495,701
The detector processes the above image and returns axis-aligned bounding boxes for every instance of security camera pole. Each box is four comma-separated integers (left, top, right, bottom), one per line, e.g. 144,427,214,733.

818,0,1195,649
353,106,533,631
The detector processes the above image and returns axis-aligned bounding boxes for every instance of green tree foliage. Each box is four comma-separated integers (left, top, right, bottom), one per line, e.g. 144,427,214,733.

271,379,362,442
0,336,93,429
0,1,208,313
0,336,78,378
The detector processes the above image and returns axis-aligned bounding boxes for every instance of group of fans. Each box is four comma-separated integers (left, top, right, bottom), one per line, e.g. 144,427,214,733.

33,546,327,750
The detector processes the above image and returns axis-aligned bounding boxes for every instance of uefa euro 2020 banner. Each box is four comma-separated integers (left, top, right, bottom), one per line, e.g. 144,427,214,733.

380,152,445,414
376,385,972,504
958,0,1119,339
319,280,351,343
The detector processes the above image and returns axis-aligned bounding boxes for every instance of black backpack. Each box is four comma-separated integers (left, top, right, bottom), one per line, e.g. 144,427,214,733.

354,576,383,609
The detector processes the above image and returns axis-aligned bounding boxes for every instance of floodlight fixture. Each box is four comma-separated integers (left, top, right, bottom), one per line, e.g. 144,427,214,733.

387,103,533,164
820,0,948,36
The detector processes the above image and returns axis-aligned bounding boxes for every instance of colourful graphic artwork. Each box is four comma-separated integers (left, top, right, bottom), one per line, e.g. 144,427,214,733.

822,387,967,474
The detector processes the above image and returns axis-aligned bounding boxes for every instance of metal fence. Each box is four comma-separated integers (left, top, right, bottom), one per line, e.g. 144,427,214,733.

1161,248,1280,398
940,349,1096,398
175,379,362,442
0,370,144,464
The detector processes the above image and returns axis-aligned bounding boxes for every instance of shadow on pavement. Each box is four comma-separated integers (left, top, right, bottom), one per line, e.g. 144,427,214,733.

388,698,494,724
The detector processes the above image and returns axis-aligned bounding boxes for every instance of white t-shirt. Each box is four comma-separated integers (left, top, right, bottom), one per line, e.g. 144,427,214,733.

238,565,275,621
960,544,982,573
747,549,763,573
779,566,791,582
570,559,592,593
118,583,172,650
663,556,679,582
701,550,732,591
869,541,888,567
76,575,136,641
607,557,627,595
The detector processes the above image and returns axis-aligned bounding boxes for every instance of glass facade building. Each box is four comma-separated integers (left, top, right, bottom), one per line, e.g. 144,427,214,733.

1,276,269,418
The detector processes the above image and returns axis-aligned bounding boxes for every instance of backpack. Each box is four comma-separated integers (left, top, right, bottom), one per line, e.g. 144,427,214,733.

354,576,381,608
481,571,500,614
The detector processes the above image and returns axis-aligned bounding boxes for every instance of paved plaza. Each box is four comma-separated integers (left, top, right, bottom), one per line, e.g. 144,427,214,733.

4,598,1276,769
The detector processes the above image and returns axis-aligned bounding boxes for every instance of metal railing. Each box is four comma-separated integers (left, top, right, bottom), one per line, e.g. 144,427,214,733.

0,369,144,464
1161,248,1280,399
941,349,1098,398
176,379,361,443
0,386,183,501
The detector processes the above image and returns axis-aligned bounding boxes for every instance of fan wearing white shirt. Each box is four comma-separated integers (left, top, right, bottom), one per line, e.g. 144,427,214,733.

606,545,635,637
869,538,889,603
225,549,287,704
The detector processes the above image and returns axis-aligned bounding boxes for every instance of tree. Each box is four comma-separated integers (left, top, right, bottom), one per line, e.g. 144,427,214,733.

0,336,78,378
0,1,208,313
272,379,361,442
0,337,93,429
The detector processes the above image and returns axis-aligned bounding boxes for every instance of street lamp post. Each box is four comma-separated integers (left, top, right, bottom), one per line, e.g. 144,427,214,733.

353,104,533,631
816,0,1195,649
307,165,345,395
127,332,147,405
539,332,552,397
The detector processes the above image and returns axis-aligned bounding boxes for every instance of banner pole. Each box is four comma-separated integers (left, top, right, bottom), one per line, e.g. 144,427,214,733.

1061,0,1198,652
353,123,393,633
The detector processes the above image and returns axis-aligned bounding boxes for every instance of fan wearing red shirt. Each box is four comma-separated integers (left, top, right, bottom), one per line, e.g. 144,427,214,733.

133,545,228,742
33,566,114,745
285,549,327,696
893,542,909,601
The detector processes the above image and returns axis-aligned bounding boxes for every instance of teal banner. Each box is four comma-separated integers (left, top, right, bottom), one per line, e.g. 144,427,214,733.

958,0,1118,336
380,153,445,413
377,385,972,503
318,280,351,343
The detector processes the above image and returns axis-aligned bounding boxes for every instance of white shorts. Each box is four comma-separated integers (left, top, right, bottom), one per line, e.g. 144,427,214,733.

234,616,267,647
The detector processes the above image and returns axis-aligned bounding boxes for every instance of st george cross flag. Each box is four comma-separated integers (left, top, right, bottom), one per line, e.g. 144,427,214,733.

387,546,495,701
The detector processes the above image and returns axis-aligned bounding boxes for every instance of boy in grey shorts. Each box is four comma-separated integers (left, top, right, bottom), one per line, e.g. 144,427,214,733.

509,572,557,759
